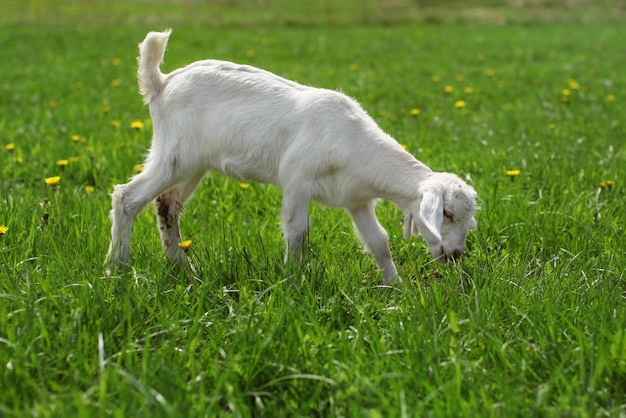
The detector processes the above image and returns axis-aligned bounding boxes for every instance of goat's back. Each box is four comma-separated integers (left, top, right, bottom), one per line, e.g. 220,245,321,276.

149,59,394,188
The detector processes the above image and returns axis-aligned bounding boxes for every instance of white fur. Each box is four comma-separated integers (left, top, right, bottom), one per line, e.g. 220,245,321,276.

106,30,478,284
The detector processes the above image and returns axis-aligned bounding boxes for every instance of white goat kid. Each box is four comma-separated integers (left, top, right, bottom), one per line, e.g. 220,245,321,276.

106,30,478,284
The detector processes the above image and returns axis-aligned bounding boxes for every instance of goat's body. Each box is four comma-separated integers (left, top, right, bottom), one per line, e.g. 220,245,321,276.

107,30,477,283
149,58,428,207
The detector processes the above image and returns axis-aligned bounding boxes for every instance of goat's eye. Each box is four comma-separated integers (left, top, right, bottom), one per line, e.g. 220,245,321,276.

443,209,454,222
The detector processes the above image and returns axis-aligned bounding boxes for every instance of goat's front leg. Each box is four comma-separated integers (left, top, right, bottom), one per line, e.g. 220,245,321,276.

349,201,400,284
280,192,311,265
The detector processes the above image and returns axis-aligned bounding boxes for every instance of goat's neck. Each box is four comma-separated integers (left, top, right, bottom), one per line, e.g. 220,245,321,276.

369,148,433,210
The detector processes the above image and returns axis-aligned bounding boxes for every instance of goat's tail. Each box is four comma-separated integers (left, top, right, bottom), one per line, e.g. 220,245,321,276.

137,29,172,104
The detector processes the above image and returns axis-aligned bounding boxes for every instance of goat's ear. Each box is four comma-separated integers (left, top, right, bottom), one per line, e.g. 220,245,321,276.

403,214,413,240
418,190,443,243
469,216,477,229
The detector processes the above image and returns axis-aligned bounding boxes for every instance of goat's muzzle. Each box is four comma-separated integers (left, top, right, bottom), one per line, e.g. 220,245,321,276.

437,247,463,263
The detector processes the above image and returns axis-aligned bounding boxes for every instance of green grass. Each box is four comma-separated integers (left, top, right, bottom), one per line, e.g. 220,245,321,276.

1,2,626,417
3,0,626,26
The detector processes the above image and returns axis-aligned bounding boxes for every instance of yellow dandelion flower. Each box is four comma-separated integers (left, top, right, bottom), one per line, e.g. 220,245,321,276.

131,120,144,130
486,68,495,77
112,120,121,129
240,182,250,190
549,123,556,130
112,57,121,66
15,157,23,163
103,104,110,114
431,75,440,83
410,108,420,116
606,180,615,190
599,181,606,188
133,164,144,172
85,185,95,193
401,144,408,150
506,169,520,178
464,87,474,94
444,85,454,94
45,176,61,187
246,49,255,58
69,157,79,163
178,240,193,252
71,135,80,142
6,143,15,152
56,159,69,167
607,94,615,102
454,100,466,109
349,63,358,71
0,225,7,235
568,80,580,90
49,101,57,111
111,79,121,87
561,89,571,97
86,146,95,152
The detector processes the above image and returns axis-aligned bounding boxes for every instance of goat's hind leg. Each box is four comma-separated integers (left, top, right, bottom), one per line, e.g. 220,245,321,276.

107,169,173,271
155,173,204,263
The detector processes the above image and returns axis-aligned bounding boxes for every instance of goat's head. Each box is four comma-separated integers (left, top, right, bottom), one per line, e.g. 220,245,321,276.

404,172,477,262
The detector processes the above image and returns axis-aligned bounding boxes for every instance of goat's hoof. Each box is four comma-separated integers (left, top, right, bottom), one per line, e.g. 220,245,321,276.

104,259,129,277
383,273,402,284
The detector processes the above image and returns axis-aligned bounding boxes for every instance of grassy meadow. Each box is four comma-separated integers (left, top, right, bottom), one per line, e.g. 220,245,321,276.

1,1,625,416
